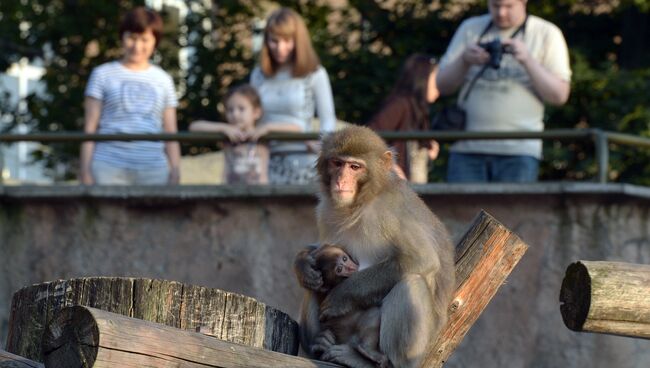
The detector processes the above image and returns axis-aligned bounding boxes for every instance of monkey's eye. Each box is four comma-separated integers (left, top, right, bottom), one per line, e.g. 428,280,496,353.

336,266,342,273
342,256,348,262
350,163,362,171
331,159,344,168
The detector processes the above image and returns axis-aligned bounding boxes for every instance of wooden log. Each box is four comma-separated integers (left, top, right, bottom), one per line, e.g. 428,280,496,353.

421,210,529,367
0,349,43,368
559,260,650,339
7,278,298,362
41,306,338,368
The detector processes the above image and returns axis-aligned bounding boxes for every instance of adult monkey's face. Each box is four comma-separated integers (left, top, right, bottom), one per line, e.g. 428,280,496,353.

488,0,527,29
317,126,393,209
328,156,368,207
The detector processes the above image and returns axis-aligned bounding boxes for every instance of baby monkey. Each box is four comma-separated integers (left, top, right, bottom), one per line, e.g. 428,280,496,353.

310,244,388,368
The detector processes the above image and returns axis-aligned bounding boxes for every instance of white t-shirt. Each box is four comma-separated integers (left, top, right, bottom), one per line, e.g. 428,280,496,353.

85,61,178,168
439,14,572,159
250,65,336,153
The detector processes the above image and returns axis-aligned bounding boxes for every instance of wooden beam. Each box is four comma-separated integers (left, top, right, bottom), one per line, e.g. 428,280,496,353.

421,210,529,367
0,349,43,368
7,277,298,362
559,260,650,339
41,306,339,368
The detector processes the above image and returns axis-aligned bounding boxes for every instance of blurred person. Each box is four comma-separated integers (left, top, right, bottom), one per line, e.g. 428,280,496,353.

437,0,571,182
189,84,269,184
250,7,336,185
368,54,441,183
80,6,180,185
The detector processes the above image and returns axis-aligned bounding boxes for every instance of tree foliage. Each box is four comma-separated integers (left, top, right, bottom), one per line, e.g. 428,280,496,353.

1,0,649,183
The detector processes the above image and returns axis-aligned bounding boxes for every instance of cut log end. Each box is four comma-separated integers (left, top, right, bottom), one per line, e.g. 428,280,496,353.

559,261,591,331
41,306,99,368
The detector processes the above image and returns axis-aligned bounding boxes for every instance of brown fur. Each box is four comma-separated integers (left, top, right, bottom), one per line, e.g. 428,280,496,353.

311,244,387,368
313,244,356,293
295,125,455,368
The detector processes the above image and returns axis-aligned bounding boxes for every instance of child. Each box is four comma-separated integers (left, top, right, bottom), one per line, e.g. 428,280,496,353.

189,84,269,184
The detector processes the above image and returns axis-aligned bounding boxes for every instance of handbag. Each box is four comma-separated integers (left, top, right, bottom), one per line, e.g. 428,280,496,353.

431,105,467,131
431,63,490,131
431,61,490,131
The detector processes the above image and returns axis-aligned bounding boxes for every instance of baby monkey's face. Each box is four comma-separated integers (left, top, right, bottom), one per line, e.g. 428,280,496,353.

314,244,360,291
334,251,358,277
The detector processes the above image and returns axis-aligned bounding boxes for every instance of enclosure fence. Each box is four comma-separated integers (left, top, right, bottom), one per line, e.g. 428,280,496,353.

1,129,649,184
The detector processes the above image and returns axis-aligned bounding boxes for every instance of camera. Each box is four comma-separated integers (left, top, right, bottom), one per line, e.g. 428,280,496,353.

478,38,512,69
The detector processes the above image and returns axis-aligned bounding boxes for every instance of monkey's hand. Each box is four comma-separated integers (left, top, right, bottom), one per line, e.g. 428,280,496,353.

320,259,399,321
311,329,336,356
294,244,325,292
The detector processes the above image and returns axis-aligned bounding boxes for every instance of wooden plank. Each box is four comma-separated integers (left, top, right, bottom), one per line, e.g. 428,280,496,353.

7,277,298,362
0,349,43,368
560,260,650,339
41,306,339,368
421,210,529,367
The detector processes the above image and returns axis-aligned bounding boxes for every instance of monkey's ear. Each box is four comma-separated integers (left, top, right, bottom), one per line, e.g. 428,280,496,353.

382,151,393,171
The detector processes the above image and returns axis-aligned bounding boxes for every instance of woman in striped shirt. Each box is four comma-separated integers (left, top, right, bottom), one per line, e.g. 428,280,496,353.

79,6,180,185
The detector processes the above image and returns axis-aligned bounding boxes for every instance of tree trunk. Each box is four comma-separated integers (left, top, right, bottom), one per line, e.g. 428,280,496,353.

0,350,43,368
7,278,298,362
41,306,338,368
421,210,530,367
559,260,650,339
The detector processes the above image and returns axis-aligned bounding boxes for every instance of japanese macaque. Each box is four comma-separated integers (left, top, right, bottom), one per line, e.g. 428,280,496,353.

307,244,387,367
294,125,455,368
312,244,359,292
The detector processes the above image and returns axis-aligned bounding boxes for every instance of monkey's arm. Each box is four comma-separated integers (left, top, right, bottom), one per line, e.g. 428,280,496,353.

294,244,325,292
320,258,401,320
320,213,443,321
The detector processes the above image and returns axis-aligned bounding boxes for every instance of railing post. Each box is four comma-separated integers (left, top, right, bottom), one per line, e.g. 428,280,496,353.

592,129,609,183
0,145,4,185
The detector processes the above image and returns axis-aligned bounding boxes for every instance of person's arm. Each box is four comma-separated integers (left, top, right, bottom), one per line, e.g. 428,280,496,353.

311,67,336,133
257,144,270,184
248,122,302,142
427,140,440,160
162,107,181,185
437,18,490,96
79,96,102,185
504,38,570,105
437,44,489,96
189,120,246,142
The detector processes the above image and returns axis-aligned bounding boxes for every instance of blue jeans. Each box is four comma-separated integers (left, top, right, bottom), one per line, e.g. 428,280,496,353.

447,152,539,183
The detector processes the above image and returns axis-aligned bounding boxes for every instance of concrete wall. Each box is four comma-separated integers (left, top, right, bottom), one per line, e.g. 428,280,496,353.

1,183,649,367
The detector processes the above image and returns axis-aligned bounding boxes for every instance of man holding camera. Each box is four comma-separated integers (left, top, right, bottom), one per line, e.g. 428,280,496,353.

437,0,571,182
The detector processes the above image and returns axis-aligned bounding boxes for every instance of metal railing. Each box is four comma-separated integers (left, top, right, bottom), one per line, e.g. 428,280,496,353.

1,128,649,184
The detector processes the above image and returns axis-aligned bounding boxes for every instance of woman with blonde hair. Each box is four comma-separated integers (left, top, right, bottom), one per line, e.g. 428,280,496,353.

251,7,336,184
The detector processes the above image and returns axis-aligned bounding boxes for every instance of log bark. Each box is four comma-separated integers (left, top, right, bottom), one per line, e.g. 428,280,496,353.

559,260,650,339
0,350,43,368
7,278,298,362
421,210,529,367
41,306,338,368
